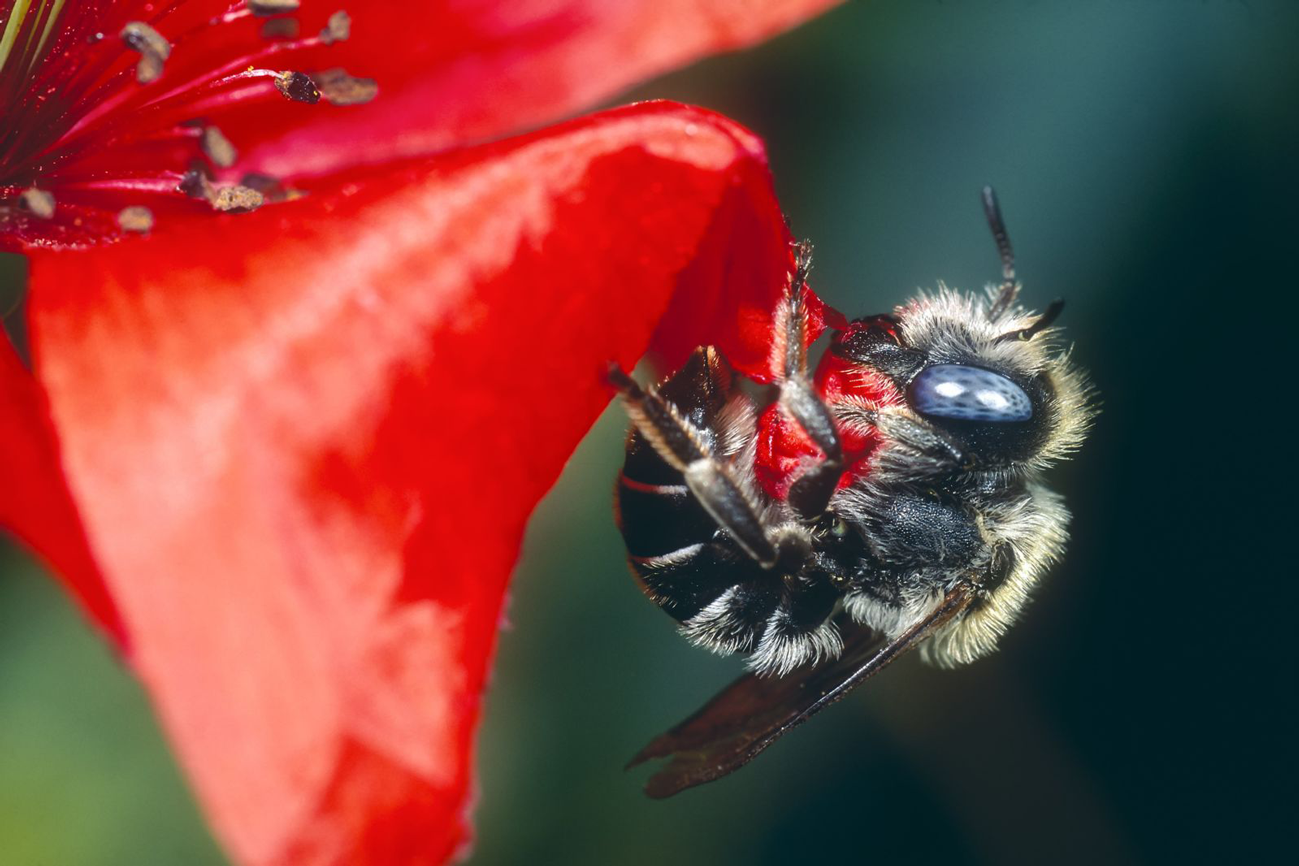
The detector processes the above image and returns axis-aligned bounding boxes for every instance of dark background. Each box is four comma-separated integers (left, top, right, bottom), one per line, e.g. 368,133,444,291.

2,2,1292,864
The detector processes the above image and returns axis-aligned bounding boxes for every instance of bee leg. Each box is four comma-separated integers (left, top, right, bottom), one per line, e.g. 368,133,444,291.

607,365,779,567
783,384,844,519
778,243,845,520
836,403,967,470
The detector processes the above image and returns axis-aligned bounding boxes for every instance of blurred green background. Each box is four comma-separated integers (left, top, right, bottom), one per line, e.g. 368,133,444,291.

2,2,1292,864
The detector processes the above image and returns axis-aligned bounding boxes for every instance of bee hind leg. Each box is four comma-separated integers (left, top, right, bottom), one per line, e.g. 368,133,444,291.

607,364,779,567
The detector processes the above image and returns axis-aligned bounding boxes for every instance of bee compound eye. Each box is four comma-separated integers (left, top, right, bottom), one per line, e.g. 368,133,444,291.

908,364,1032,423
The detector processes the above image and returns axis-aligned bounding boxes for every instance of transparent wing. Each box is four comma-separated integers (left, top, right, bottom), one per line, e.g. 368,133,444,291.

627,586,972,798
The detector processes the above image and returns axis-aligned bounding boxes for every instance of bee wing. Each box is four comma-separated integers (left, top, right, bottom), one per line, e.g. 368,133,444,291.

627,585,972,798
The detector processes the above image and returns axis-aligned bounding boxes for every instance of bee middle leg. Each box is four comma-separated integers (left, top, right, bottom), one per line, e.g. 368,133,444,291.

777,243,846,520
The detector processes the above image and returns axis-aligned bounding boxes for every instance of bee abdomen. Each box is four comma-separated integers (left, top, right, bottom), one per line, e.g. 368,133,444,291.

617,462,748,623
615,346,767,625
616,471,717,558
629,535,763,625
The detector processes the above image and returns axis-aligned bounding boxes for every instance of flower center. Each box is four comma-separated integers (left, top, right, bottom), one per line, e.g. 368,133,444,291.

0,0,370,248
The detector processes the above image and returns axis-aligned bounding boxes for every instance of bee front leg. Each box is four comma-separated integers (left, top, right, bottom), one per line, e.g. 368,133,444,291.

607,365,780,567
777,243,845,520
835,402,967,472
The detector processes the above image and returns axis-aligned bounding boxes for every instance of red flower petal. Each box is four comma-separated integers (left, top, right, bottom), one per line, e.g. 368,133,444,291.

2,102,809,865
236,0,842,178
0,345,126,646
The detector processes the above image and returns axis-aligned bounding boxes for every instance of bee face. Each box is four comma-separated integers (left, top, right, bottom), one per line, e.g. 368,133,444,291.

833,290,1091,472
608,189,1095,797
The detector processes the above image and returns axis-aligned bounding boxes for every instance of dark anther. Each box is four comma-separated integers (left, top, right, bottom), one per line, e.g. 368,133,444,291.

321,10,352,44
117,206,155,234
261,18,300,40
18,189,55,219
121,21,171,84
120,22,171,59
240,173,303,203
275,70,322,104
248,0,301,16
995,299,1065,344
177,169,265,213
240,173,280,194
200,126,238,168
177,168,215,200
312,68,378,105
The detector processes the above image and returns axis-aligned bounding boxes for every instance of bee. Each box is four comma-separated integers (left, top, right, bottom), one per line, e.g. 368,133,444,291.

608,188,1094,798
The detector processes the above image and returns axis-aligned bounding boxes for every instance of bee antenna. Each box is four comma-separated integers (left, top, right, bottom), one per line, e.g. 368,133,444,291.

981,186,1018,319
995,298,1065,344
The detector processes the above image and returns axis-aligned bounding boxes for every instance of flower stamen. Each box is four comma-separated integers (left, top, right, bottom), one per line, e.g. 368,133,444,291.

320,10,349,44
210,184,263,212
274,69,319,103
1,2,367,247
120,20,171,84
261,17,299,40
200,125,238,168
116,204,154,233
311,68,376,106
248,0,301,16
17,186,54,218
176,165,266,213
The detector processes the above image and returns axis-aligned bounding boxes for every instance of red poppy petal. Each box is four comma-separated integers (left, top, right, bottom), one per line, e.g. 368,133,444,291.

0,344,127,646
234,0,842,179
6,101,812,866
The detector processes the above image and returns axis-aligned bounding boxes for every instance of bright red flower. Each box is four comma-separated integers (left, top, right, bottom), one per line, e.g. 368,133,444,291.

0,1,839,864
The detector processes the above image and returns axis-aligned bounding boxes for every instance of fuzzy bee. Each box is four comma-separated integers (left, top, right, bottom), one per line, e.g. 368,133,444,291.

608,188,1094,797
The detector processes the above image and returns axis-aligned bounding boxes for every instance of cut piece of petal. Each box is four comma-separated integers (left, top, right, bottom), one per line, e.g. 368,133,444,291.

11,102,806,866
235,0,842,178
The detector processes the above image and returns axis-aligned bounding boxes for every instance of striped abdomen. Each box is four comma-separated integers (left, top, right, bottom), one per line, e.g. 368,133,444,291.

615,348,775,631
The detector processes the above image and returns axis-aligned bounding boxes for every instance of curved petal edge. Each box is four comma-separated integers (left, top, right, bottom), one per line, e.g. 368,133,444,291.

15,102,819,866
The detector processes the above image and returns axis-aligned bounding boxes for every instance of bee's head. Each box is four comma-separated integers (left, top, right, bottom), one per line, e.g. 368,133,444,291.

831,189,1093,472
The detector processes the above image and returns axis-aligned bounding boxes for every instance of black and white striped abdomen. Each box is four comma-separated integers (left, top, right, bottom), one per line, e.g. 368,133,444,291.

613,347,848,673
617,469,748,623
614,347,769,627
617,436,789,649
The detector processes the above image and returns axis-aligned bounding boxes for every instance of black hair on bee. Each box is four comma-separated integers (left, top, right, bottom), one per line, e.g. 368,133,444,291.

608,188,1095,797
